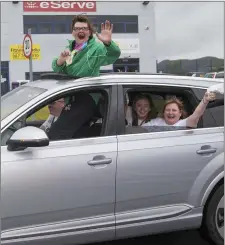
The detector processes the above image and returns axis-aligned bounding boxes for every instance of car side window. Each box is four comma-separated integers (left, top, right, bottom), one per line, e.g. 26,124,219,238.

26,106,50,124
1,87,110,146
192,88,224,127
215,72,224,78
122,85,223,135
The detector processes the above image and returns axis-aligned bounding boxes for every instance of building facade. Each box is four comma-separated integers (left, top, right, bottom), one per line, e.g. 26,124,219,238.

1,1,156,82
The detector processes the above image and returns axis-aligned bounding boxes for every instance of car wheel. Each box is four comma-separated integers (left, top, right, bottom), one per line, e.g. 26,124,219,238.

202,184,224,245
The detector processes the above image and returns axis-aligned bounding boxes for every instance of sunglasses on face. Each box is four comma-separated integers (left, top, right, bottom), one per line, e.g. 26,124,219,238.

73,27,89,32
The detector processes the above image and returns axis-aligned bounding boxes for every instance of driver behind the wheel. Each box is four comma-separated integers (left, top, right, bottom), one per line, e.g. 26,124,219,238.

40,98,65,133
46,91,96,140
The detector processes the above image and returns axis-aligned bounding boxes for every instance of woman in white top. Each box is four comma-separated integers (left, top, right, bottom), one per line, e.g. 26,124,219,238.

131,94,157,126
143,91,216,128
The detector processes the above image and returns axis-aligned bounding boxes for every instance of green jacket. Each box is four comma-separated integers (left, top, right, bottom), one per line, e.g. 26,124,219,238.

52,37,121,77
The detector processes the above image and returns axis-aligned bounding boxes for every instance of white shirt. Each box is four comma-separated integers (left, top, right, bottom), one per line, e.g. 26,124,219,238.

40,115,58,132
143,117,187,127
138,119,145,126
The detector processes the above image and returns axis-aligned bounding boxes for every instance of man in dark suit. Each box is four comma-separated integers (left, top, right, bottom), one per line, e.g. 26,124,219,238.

47,92,96,140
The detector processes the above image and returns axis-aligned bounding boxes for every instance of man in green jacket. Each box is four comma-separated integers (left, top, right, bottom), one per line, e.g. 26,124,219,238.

52,15,121,77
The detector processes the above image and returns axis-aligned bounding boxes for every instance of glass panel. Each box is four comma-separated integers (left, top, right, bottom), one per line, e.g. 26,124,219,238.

1,86,47,120
208,105,224,126
125,23,138,33
205,73,215,78
113,23,125,33
53,15,70,22
39,23,52,33
54,23,67,34
23,15,35,22
24,15,138,34
216,73,224,78
24,15,138,24
24,15,53,23
93,23,101,33
24,24,38,34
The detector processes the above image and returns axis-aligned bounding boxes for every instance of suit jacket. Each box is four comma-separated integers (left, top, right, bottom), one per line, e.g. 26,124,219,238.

47,92,96,140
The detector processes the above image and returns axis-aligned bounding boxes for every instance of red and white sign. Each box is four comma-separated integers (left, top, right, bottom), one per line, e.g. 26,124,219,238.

23,34,32,58
23,1,96,12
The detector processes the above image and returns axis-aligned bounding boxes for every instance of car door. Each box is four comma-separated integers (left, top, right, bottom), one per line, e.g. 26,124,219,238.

1,85,118,245
115,83,224,239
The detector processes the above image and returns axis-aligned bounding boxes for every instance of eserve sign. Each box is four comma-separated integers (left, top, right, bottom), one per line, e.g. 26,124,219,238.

23,1,96,12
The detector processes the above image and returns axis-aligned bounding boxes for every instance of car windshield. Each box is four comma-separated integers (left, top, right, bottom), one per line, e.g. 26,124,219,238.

205,73,215,78
1,86,47,120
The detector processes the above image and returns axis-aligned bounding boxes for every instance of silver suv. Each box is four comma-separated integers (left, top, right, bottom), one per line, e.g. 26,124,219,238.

1,73,224,245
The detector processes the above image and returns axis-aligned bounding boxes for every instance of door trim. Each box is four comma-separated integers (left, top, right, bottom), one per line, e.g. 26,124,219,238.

2,215,115,241
116,204,192,226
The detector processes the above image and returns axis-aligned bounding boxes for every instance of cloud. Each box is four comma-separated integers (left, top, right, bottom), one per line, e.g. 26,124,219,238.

155,2,224,61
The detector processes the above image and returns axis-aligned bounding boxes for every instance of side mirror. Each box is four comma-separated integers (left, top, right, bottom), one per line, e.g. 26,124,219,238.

7,126,49,151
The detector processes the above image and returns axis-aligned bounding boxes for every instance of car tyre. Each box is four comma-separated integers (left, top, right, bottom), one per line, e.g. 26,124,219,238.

201,184,224,245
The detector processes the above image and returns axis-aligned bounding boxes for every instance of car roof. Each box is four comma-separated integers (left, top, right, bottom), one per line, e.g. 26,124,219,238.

25,73,223,91
12,80,29,82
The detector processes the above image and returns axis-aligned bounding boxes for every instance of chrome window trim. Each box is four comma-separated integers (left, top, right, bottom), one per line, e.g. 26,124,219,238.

118,82,207,90
118,126,224,140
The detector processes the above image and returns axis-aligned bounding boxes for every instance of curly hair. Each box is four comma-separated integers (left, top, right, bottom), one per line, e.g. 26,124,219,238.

71,15,95,37
132,94,158,126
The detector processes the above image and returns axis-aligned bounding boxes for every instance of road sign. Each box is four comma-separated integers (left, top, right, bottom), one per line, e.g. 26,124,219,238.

23,34,32,58
10,44,41,60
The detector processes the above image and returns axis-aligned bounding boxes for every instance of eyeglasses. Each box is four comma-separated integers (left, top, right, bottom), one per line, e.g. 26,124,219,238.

73,27,89,32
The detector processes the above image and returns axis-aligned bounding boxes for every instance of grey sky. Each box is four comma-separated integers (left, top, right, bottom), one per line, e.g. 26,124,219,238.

155,2,224,61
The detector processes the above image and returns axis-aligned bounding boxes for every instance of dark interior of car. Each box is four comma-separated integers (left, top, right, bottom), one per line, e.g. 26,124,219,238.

72,93,107,139
25,90,108,139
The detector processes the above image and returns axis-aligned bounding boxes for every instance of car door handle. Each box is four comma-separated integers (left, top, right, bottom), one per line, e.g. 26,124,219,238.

87,155,112,166
197,145,217,155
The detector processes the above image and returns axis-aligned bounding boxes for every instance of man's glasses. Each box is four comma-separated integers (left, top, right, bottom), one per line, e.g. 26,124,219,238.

73,27,89,32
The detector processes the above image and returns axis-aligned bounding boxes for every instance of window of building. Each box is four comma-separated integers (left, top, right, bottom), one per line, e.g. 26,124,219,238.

39,23,52,34
52,15,70,22
24,24,38,34
23,15,138,34
113,23,125,33
53,23,67,34
93,23,101,33
125,23,138,33
113,58,140,72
